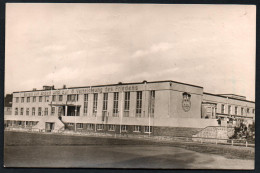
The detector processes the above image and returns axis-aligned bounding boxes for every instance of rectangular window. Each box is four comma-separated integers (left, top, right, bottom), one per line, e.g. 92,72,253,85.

15,107,18,115
32,107,35,116
16,97,19,103
124,92,130,117
87,124,94,130
134,125,141,132
108,124,116,131
93,93,98,116
38,107,42,116
136,91,142,117
247,108,250,113
221,104,225,114
67,94,77,102
26,108,29,116
235,106,238,115
33,96,36,102
121,125,127,132
45,96,49,102
58,107,62,116
20,108,24,115
144,126,152,133
44,108,48,116
241,107,244,115
51,107,55,115
149,90,155,117
77,123,83,129
21,97,24,103
52,95,56,102
83,94,88,115
102,93,108,121
68,123,74,126
103,93,108,111
39,96,42,102
97,124,104,130
113,92,119,117
27,97,30,103
59,95,63,101
228,105,231,115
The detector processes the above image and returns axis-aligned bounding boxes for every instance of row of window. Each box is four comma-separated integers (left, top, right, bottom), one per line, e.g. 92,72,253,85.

221,104,255,115
15,94,79,103
83,91,155,118
14,107,56,116
69,123,152,133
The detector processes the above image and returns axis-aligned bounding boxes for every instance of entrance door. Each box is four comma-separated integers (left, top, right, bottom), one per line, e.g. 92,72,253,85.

45,122,55,132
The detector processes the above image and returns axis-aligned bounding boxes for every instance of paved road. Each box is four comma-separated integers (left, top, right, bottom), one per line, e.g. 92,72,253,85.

4,145,254,169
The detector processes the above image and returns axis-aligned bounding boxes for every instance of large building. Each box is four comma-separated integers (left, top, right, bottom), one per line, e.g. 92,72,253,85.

4,80,255,137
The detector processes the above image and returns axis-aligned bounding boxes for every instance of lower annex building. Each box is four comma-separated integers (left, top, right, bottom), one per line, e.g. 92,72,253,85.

4,80,255,137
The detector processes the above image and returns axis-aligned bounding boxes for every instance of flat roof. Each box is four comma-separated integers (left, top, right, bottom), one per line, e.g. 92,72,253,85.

203,92,255,103
13,80,203,93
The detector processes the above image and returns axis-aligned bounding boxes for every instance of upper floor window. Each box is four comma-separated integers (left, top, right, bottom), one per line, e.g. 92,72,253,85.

16,97,19,103
59,95,63,101
38,107,42,116
113,92,119,117
44,108,48,116
51,107,55,115
149,90,155,117
26,108,29,116
20,108,24,115
235,106,238,115
32,107,35,116
27,97,30,103
103,93,108,111
15,107,18,115
45,96,49,102
247,108,250,113
93,93,98,116
228,105,231,115
241,107,244,115
124,92,130,117
221,104,225,114
136,91,142,117
83,94,88,115
21,97,24,103
39,96,42,102
52,95,56,102
33,96,36,102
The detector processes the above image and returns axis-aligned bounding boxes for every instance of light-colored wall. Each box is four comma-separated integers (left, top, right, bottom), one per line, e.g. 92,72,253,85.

203,93,255,118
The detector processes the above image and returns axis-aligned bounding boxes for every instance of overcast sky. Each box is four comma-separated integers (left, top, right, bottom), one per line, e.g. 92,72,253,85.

5,4,256,101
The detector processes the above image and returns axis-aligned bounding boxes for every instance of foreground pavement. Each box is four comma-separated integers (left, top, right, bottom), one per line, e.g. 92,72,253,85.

4,145,254,169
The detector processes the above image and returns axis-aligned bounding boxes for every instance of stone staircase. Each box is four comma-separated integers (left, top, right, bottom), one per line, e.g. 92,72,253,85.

32,116,65,132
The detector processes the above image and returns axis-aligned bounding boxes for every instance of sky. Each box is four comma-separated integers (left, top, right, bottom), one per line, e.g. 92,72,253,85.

5,4,256,101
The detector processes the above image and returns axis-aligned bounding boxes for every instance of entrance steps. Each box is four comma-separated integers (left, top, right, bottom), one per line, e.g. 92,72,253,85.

32,116,65,132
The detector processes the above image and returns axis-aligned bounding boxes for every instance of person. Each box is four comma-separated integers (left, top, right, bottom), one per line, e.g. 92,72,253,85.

217,118,221,126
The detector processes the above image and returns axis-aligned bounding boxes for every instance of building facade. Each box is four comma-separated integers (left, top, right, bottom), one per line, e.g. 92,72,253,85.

4,80,255,137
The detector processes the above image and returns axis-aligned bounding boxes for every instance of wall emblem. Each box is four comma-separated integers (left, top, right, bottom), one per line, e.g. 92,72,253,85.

182,92,191,112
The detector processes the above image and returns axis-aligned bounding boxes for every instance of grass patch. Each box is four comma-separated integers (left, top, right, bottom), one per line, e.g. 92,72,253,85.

4,131,254,160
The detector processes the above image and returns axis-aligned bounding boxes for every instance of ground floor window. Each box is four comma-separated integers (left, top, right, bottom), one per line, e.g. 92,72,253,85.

108,124,116,131
121,125,128,132
144,126,152,133
97,124,104,130
134,125,141,132
87,124,94,130
77,123,83,129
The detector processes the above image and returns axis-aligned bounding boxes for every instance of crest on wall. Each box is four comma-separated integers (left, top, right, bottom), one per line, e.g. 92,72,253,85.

182,92,191,112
